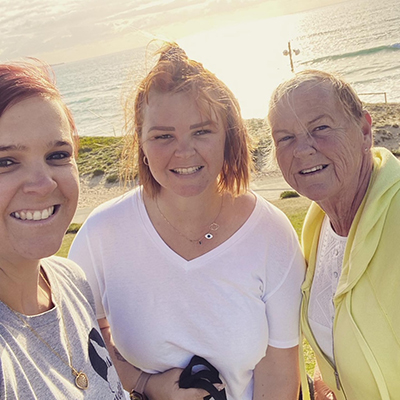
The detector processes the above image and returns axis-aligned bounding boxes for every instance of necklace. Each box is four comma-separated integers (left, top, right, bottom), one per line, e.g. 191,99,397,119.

5,269,89,390
156,196,223,245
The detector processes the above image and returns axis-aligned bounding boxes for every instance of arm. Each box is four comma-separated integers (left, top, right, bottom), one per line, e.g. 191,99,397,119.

313,363,336,400
253,345,300,400
98,318,216,400
98,317,142,391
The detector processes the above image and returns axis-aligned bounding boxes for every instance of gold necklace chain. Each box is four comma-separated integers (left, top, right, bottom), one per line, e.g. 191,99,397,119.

4,269,89,390
156,196,223,245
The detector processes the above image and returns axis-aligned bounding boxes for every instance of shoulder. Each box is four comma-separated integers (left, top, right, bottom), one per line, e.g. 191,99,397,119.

41,257,91,295
82,187,141,230
88,187,140,218
252,192,298,234
42,256,85,279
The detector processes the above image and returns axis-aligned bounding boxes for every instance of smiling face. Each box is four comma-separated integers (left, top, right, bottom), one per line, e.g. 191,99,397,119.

141,91,226,198
269,82,372,205
0,96,79,265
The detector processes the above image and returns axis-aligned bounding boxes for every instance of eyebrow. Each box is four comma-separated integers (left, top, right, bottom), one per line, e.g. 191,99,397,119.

0,140,72,152
309,114,333,124
272,114,333,135
0,144,27,152
147,120,212,133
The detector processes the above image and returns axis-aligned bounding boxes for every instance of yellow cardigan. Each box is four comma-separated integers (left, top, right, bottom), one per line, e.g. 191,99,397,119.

300,148,400,400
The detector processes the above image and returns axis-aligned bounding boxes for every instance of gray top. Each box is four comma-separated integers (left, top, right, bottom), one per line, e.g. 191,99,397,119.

0,256,126,399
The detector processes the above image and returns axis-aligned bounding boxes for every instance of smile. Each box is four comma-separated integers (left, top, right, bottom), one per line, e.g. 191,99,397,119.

300,165,328,174
171,166,203,175
11,206,56,221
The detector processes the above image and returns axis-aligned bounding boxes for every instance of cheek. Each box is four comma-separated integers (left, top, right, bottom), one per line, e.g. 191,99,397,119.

276,149,292,173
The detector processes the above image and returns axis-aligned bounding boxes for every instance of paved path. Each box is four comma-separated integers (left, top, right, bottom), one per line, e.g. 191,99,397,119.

72,175,292,224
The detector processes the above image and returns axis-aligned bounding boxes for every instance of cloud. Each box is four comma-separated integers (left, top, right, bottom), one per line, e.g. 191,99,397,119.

0,0,330,63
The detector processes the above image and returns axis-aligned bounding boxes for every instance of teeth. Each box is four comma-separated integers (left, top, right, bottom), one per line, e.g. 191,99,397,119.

173,166,202,175
11,206,55,221
300,165,324,174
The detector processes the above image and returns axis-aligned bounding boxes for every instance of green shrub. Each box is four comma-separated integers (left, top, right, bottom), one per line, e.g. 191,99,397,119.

66,223,82,234
280,190,300,199
92,168,105,177
106,174,119,184
392,149,400,157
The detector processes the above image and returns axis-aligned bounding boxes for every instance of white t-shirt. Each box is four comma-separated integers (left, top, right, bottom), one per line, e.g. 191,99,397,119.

308,216,347,364
69,188,305,400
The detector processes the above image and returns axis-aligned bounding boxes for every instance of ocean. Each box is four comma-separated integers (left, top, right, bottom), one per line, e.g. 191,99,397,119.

53,0,400,137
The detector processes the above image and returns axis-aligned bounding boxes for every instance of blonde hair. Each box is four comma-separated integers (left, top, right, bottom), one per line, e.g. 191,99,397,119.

268,69,364,125
122,42,252,198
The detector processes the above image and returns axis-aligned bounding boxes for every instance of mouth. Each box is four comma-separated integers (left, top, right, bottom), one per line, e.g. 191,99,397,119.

11,206,57,221
299,164,328,175
171,166,203,175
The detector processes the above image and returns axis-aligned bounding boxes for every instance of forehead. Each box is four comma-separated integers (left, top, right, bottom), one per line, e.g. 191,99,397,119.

0,96,72,141
143,90,221,124
270,81,344,124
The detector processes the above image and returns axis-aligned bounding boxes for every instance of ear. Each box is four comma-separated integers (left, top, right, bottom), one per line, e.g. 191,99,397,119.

361,111,373,149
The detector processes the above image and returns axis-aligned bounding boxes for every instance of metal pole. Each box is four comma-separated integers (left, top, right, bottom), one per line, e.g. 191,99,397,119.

288,41,294,73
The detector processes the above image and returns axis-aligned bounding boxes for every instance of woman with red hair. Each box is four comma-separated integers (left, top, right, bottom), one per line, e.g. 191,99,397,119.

0,61,124,399
70,43,305,400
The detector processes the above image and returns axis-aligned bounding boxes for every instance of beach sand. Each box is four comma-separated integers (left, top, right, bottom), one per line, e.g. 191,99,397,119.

74,103,400,223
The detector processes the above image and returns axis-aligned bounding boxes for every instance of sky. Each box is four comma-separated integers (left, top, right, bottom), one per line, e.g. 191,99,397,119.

0,0,346,64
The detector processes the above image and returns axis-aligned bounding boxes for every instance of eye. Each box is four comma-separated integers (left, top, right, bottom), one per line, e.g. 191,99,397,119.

194,129,212,136
0,158,16,168
47,151,72,162
276,135,293,144
154,134,173,140
313,125,329,132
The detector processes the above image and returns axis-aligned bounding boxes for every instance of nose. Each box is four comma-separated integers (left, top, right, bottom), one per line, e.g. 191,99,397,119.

174,137,196,158
22,163,57,196
293,134,316,159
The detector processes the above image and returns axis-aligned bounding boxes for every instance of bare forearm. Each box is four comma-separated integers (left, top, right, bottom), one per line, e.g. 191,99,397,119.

99,323,142,392
253,346,300,400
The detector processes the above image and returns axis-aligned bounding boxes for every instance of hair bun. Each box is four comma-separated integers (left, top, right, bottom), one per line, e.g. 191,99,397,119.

159,43,188,63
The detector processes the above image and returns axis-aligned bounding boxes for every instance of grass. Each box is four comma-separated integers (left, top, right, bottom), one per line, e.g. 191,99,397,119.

77,136,124,181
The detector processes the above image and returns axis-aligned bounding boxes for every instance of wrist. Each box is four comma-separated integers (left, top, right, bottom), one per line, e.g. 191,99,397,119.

130,371,152,400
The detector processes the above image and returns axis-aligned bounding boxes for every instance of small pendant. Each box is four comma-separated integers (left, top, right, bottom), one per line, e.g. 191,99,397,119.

209,223,219,231
74,371,89,390
205,233,213,240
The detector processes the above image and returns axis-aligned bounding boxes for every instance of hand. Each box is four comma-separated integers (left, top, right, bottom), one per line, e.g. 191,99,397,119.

313,367,336,400
145,368,225,400
314,381,336,400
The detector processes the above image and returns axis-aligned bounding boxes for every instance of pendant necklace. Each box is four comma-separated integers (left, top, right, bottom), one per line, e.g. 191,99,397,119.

156,195,224,245
5,269,89,390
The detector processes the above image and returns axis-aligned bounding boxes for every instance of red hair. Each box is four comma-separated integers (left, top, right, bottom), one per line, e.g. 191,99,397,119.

0,60,78,151
122,42,253,198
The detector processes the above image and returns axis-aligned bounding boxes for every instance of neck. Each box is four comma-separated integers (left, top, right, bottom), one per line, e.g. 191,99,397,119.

319,159,373,236
0,260,52,315
156,186,224,222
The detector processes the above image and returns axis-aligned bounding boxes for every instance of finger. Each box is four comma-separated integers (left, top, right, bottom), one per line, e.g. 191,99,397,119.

214,383,226,391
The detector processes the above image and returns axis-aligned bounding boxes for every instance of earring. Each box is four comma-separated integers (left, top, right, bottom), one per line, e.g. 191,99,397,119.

364,147,369,153
143,156,149,166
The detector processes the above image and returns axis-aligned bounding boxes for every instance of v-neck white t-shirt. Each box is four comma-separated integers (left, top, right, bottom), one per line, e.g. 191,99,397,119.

69,188,305,400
